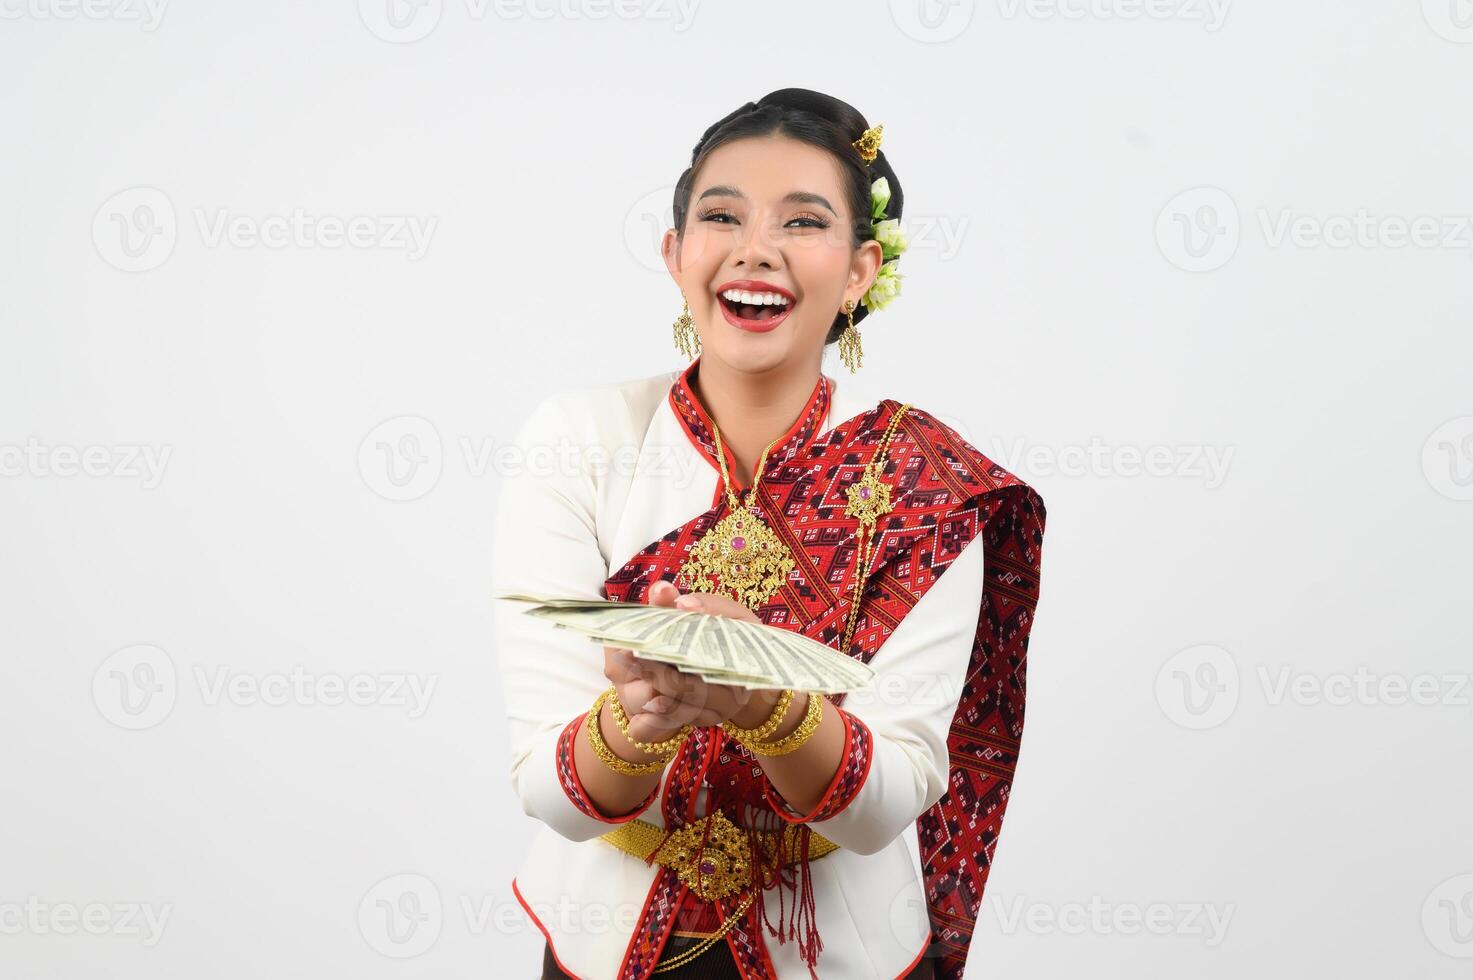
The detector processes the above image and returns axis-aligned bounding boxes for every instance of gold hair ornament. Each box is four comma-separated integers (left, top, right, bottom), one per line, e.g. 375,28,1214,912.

852,123,884,163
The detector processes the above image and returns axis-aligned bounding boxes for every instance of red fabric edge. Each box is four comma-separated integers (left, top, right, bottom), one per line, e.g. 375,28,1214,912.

513,876,588,980
615,873,689,980
721,892,778,980
670,356,831,508
762,703,870,824
559,713,659,825
893,937,931,979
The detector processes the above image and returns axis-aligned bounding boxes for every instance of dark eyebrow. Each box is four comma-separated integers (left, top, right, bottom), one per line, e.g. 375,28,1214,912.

696,184,837,216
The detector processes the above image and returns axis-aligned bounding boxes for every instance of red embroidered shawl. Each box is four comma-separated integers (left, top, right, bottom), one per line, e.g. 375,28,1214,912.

558,362,1048,980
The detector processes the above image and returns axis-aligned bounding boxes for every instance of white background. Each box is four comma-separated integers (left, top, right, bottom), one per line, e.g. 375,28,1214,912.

3,1,1471,977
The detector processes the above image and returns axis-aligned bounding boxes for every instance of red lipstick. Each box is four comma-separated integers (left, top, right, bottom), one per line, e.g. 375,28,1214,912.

715,279,796,334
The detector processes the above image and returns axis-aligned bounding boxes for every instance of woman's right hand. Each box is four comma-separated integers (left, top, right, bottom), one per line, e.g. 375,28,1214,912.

600,580,692,749
601,646,693,748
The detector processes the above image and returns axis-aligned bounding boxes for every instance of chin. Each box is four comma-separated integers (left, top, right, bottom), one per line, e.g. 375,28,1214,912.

706,338,790,373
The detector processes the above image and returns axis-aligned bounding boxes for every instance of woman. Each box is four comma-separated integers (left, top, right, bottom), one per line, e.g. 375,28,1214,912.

492,89,1048,980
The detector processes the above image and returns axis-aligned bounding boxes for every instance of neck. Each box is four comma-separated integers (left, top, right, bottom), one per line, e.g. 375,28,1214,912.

692,354,828,490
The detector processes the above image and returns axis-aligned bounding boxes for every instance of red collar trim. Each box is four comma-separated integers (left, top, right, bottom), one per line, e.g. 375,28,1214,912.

668,355,832,497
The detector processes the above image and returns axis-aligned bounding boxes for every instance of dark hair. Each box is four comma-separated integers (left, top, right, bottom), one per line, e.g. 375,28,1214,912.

671,88,904,346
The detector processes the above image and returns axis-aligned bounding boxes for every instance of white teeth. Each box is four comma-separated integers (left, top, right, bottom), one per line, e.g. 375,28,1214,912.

720,288,790,307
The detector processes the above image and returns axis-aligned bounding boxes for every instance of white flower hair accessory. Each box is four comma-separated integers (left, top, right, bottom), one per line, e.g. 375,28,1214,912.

862,176,907,312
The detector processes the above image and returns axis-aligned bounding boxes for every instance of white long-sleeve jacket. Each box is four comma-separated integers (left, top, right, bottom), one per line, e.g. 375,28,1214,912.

491,363,989,979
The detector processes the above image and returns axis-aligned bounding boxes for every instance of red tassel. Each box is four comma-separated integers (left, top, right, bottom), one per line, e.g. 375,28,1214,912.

711,770,827,975
746,816,823,980
792,824,822,979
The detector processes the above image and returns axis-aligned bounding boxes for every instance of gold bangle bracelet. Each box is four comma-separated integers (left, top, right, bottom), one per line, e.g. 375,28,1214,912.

739,692,824,757
585,689,668,776
605,686,693,758
720,688,794,744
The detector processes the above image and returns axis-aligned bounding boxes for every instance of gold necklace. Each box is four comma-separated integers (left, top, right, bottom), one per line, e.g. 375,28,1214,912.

840,403,911,653
677,419,797,611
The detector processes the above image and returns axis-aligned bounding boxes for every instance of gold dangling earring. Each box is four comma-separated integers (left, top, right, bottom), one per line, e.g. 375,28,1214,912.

673,295,701,358
838,299,863,373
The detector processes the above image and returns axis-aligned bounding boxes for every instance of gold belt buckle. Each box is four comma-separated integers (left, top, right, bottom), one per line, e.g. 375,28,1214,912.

651,810,752,902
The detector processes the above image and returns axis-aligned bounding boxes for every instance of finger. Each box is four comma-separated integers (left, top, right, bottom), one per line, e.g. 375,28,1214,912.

626,711,697,744
645,696,721,729
673,591,760,623
603,647,645,684
647,580,681,607
615,679,657,712
638,660,706,703
719,683,754,710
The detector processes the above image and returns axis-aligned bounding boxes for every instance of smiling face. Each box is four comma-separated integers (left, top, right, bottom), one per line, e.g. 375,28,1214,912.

662,135,884,375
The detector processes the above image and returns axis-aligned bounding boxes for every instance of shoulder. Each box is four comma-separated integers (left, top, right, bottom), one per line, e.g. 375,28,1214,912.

515,368,676,444
886,400,1047,520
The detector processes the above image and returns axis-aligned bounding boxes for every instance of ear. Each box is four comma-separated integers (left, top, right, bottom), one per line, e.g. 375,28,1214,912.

847,238,885,308
661,227,681,279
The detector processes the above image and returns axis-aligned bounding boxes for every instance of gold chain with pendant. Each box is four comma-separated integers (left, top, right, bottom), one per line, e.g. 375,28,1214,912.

839,403,911,653
677,398,911,630
676,418,796,611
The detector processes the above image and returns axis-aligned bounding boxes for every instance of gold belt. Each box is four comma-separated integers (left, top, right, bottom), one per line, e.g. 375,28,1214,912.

600,810,839,902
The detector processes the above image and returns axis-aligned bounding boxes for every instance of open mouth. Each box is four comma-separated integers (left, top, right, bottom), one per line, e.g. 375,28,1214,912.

716,288,795,330
718,294,787,320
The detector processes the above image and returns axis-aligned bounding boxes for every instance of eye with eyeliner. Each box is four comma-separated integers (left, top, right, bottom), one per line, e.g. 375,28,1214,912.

697,208,830,230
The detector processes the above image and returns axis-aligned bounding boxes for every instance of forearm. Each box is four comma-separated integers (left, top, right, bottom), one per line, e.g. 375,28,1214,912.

570,700,667,817
731,691,845,816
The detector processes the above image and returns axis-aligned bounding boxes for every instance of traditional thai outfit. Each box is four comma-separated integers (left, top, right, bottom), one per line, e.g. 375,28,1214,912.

492,356,1047,980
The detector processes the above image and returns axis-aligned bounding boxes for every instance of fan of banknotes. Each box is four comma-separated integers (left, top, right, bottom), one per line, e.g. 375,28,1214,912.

493,591,875,695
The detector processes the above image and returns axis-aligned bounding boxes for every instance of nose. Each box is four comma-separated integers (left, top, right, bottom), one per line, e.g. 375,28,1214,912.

729,213,783,270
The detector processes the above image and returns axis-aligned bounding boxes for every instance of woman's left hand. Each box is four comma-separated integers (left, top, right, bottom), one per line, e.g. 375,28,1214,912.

617,580,784,730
